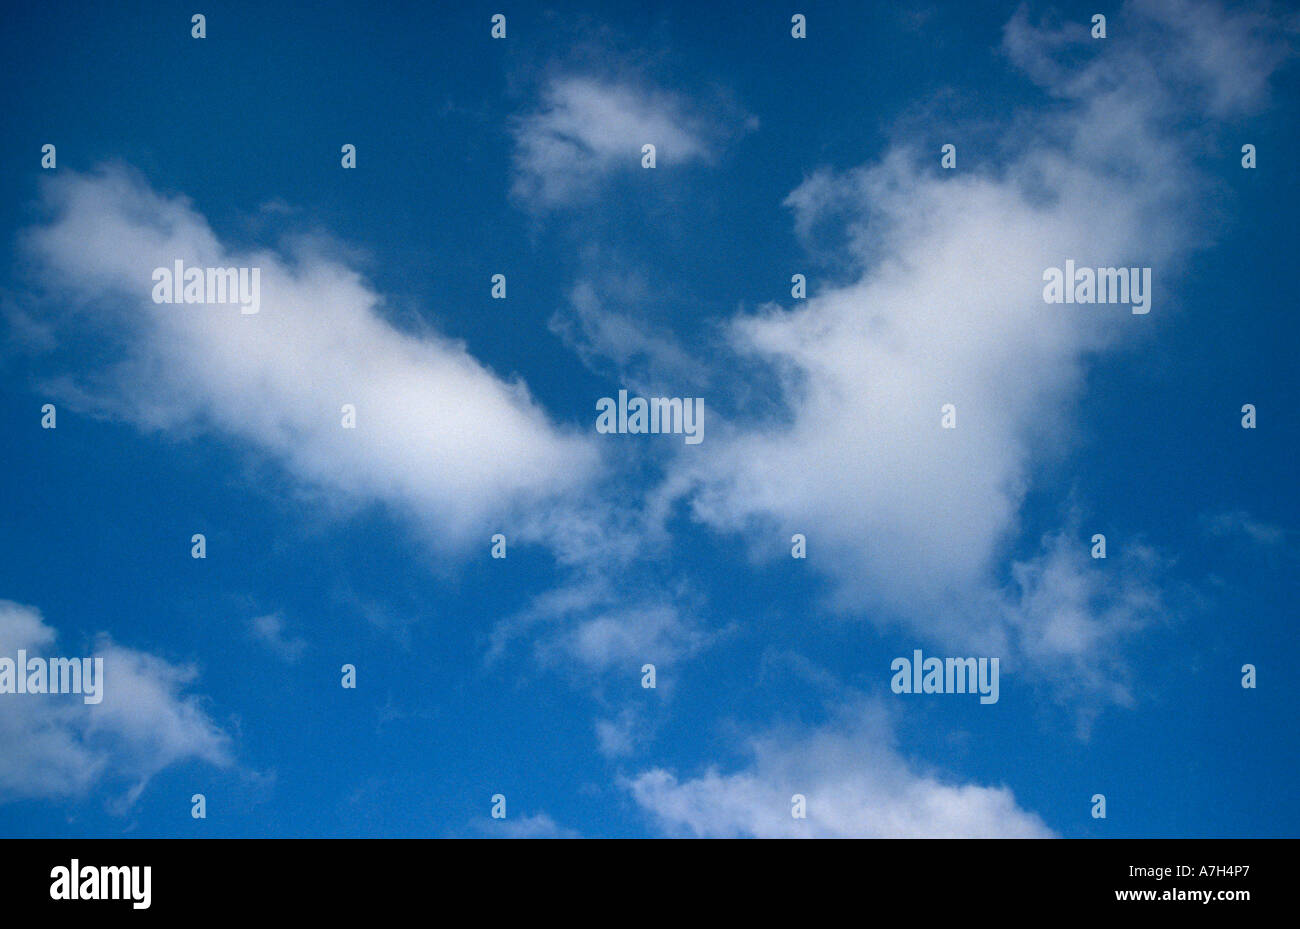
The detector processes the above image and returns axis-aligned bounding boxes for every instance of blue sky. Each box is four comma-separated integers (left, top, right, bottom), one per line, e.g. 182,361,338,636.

1,0,1296,838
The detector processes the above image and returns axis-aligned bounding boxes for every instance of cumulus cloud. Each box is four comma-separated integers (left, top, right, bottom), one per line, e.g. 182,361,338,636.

0,599,231,807
19,166,601,553
661,0,1292,694
510,75,716,208
627,700,1054,837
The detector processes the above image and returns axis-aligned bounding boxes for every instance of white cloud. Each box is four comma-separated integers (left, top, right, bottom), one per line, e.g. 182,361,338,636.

550,276,704,392
510,76,714,208
1125,0,1296,117
248,612,307,662
1000,530,1167,723
0,599,231,807
471,811,580,838
626,700,1054,838
1201,510,1288,548
21,166,601,554
489,576,714,675
595,707,643,758
562,603,703,669
664,0,1291,694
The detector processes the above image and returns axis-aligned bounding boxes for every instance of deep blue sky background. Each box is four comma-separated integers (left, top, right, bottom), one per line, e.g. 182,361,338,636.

1,0,1296,837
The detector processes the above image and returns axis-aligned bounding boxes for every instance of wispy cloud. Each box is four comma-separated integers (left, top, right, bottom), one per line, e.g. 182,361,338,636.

248,612,307,663
1201,510,1289,548
470,811,580,839
510,75,718,209
550,275,705,393
489,576,717,676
